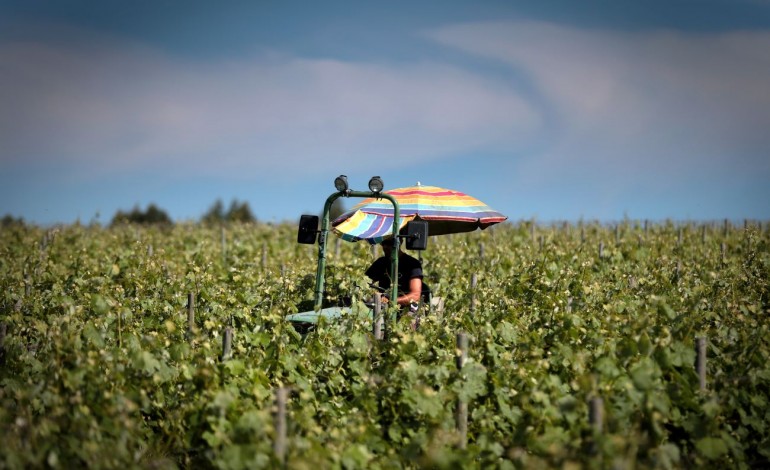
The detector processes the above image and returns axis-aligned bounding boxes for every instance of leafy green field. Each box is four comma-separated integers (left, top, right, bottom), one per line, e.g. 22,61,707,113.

1,220,768,469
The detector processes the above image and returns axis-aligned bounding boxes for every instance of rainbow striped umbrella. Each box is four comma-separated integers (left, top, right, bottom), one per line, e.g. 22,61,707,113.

332,184,507,243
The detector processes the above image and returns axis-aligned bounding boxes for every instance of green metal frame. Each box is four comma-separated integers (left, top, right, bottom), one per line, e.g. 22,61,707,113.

313,190,401,311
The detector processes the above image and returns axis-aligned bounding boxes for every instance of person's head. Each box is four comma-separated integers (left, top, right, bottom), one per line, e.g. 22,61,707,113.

380,237,397,256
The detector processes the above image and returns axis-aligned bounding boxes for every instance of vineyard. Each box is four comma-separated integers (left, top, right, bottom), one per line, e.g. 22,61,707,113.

1,220,768,469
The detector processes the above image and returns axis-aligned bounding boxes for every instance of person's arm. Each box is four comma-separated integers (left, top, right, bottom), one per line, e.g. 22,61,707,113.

379,277,421,306
394,277,422,307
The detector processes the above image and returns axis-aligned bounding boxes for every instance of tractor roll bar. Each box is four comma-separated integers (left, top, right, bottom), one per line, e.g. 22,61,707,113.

313,190,400,311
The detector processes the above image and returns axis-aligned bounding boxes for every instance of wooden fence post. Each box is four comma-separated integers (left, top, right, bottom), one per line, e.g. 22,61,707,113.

187,293,195,337
0,322,6,366
456,332,468,449
589,396,604,434
373,294,384,341
221,227,227,264
221,327,233,361
117,309,123,348
261,243,268,272
469,274,478,314
274,387,288,466
598,242,604,259
24,267,31,297
696,336,707,392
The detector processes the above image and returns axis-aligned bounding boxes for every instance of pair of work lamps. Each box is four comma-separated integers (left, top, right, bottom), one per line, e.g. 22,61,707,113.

296,175,428,250
333,175,383,194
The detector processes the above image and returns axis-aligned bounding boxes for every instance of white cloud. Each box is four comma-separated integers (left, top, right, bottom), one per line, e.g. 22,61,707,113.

4,17,769,221
0,29,540,179
427,21,770,191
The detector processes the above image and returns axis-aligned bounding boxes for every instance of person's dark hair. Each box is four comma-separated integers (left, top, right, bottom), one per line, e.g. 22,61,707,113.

381,238,395,247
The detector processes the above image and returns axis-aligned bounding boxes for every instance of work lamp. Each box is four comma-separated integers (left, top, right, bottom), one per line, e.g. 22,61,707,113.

334,175,348,193
368,176,384,193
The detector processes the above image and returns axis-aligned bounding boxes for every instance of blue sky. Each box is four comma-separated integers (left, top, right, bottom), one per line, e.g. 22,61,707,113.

2,0,769,225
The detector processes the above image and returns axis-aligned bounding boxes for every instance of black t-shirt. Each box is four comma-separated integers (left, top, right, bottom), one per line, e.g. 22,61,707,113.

365,252,430,302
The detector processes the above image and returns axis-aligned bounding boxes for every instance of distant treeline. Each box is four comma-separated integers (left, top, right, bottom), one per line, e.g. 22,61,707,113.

112,200,257,226
1,198,346,227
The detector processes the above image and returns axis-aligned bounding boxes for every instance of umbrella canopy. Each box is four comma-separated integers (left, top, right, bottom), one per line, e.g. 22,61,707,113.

332,184,507,243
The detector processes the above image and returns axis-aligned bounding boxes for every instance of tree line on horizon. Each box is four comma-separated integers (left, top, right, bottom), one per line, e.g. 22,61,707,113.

1,198,347,228
111,199,258,226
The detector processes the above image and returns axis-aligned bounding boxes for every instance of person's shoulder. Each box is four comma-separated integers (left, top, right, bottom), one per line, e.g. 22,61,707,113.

401,252,423,268
369,256,389,269
365,256,387,278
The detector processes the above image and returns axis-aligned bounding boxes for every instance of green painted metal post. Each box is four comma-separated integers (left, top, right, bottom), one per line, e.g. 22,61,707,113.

313,193,342,310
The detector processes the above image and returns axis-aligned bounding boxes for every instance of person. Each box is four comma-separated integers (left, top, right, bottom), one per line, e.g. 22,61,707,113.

365,237,430,314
